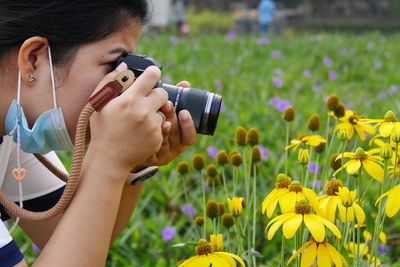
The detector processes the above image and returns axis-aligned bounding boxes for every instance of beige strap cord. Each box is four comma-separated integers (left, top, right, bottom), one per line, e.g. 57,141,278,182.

0,70,135,222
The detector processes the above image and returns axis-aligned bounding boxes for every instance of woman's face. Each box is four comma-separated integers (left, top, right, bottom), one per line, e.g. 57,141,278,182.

52,20,142,142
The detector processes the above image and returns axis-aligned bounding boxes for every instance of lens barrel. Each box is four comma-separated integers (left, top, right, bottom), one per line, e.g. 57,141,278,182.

159,83,222,136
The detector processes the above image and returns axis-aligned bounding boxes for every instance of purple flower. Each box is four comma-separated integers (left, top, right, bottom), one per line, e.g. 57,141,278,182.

220,102,226,112
329,70,338,80
310,180,321,189
32,244,41,253
271,50,281,58
258,145,270,160
269,96,281,106
161,227,176,242
378,244,389,255
272,77,284,88
214,80,223,90
323,57,333,67
374,61,382,69
309,162,320,174
207,146,218,159
256,37,270,45
303,70,312,78
163,75,172,83
182,204,197,217
378,92,387,99
388,85,398,95
312,85,322,93
367,42,374,50
346,103,354,110
275,100,292,112
169,36,179,45
323,95,329,102
274,68,284,76
227,29,237,38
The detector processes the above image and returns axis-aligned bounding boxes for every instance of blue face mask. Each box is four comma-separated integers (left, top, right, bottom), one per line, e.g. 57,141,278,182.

4,46,74,154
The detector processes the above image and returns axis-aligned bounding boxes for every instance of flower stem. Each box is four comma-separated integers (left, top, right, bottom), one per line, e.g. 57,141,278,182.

252,164,257,267
182,175,189,204
311,154,320,191
201,171,206,239
221,167,230,198
280,235,286,267
234,218,243,257
285,123,290,174
301,164,306,186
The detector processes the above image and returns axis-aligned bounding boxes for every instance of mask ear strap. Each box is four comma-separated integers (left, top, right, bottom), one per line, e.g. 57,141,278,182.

17,71,22,105
48,45,58,109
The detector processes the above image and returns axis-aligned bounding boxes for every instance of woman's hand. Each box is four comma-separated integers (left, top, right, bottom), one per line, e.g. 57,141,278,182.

88,63,168,176
142,81,198,167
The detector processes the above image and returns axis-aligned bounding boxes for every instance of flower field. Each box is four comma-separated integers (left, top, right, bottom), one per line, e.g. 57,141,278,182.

14,32,400,266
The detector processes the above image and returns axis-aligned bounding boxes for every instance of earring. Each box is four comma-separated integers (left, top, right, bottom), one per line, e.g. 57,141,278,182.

28,74,36,82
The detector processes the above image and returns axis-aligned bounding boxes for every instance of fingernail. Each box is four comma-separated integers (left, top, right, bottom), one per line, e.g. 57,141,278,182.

116,62,127,71
180,110,189,121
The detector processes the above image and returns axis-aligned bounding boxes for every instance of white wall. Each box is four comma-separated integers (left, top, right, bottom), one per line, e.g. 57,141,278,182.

148,0,172,27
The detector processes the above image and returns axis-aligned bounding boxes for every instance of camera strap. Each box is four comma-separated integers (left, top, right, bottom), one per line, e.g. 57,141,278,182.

0,70,135,222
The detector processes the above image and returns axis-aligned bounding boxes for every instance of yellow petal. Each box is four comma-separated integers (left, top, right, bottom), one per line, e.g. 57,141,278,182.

346,160,361,175
280,191,297,213
287,241,313,265
301,242,317,267
353,204,365,225
267,214,296,240
208,254,231,267
363,159,384,182
317,215,342,239
267,213,294,229
379,122,394,137
178,255,209,267
355,125,367,141
326,196,339,222
266,197,280,218
386,192,400,217
325,243,345,267
216,252,246,267
347,206,355,222
304,214,325,242
338,204,347,223
317,243,332,267
282,214,303,239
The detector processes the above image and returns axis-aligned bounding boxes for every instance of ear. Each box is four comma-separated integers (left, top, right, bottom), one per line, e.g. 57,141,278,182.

17,37,49,86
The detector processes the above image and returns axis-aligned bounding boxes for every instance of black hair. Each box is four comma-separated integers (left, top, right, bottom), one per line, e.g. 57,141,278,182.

0,0,149,65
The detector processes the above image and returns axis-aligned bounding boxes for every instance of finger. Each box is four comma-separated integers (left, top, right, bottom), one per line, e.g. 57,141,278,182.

160,101,175,121
178,110,198,145
147,88,169,112
90,62,129,98
123,66,161,97
176,81,191,88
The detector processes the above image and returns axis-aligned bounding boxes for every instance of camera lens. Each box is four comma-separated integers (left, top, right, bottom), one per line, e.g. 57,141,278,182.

160,83,222,136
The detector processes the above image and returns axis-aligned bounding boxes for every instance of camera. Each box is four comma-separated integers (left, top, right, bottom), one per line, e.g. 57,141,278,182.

114,54,222,136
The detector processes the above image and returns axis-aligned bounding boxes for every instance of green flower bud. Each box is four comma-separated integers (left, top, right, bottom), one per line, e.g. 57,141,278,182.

337,130,349,142
384,110,397,120
380,143,392,160
392,130,400,143
275,174,292,188
298,148,309,165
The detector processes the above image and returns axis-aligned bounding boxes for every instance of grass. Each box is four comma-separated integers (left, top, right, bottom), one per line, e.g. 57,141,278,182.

11,31,400,266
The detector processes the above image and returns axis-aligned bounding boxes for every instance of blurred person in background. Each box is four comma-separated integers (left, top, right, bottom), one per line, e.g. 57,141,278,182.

257,0,276,34
172,0,189,35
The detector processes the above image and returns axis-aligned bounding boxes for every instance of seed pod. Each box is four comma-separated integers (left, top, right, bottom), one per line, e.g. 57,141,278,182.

206,164,218,178
216,151,229,166
325,94,339,111
314,142,326,153
251,145,261,163
329,154,342,170
176,161,190,175
194,216,204,226
230,153,243,167
234,127,247,146
282,106,295,122
307,114,321,132
206,200,219,219
217,202,225,216
246,128,260,146
192,154,206,171
221,213,235,228
333,104,346,118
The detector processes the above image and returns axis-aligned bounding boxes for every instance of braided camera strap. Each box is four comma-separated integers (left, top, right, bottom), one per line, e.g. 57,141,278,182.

0,70,134,222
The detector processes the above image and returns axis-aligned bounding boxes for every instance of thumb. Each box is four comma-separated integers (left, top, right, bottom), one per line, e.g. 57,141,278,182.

89,62,128,98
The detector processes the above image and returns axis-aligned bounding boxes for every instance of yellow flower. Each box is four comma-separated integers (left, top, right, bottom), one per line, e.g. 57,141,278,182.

298,148,310,165
178,240,245,267
363,230,387,244
372,138,400,166
287,239,348,267
337,187,365,224
376,184,400,217
285,134,327,152
331,110,375,141
210,234,224,252
361,110,400,138
266,181,319,215
334,148,384,182
266,198,341,242
318,179,343,222
261,174,291,218
346,242,369,258
227,197,245,217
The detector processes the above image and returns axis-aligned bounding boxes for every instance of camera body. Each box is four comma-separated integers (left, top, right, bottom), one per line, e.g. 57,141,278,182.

115,54,222,136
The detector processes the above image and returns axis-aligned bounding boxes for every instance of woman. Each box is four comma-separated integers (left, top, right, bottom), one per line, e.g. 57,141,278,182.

0,1,197,266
